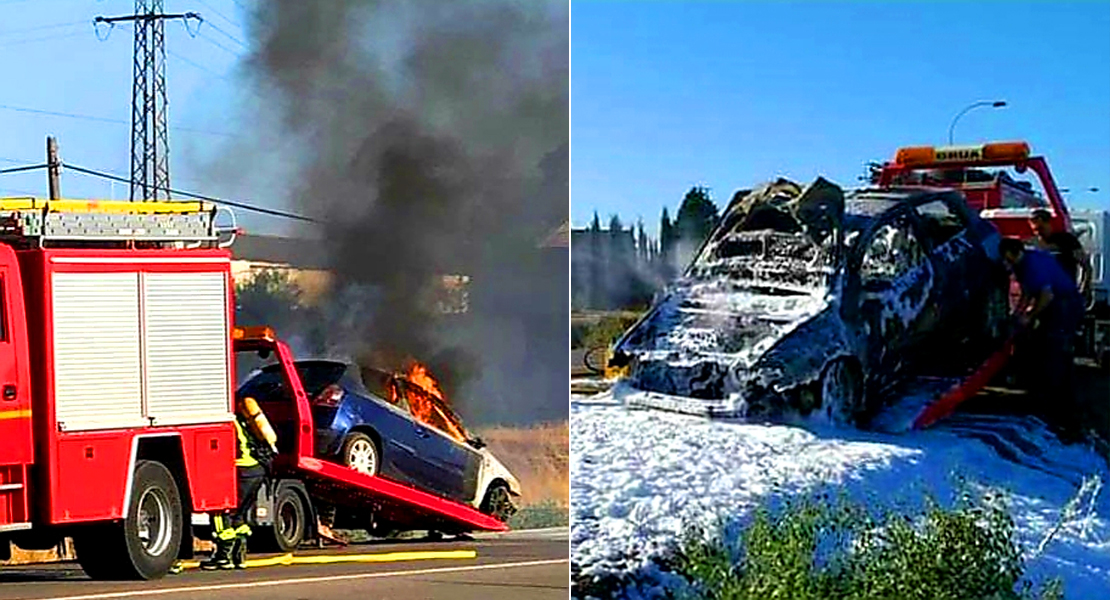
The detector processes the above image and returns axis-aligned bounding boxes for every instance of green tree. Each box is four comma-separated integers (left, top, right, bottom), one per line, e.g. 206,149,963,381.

636,219,648,264
659,206,675,281
588,210,603,307
234,268,311,380
674,185,718,246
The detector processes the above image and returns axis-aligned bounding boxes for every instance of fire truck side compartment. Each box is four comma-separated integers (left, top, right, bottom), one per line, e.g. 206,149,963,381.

16,248,237,525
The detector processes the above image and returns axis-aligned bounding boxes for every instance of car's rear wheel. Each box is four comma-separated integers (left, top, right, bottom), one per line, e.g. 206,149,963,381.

820,359,864,426
342,432,379,476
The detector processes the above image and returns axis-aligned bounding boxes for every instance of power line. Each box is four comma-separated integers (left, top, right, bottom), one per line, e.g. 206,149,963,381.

64,163,318,223
0,103,234,138
167,48,232,81
196,0,244,34
0,30,86,48
0,20,86,38
196,29,240,56
0,163,47,175
202,19,247,49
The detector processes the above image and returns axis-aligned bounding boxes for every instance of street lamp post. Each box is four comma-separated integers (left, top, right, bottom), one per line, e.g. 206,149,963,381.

948,100,1007,145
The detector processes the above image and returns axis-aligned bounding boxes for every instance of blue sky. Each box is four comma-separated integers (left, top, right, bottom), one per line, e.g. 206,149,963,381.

0,0,305,235
572,1,1110,235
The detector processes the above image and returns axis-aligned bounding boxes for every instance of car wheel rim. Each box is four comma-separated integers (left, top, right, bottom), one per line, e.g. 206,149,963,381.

347,439,376,475
137,487,172,556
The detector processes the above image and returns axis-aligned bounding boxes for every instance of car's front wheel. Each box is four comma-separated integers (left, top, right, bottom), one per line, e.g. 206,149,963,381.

480,483,517,523
341,432,379,476
821,359,864,426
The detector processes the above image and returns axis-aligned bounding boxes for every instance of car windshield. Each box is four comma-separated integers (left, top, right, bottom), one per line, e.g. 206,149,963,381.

237,361,348,401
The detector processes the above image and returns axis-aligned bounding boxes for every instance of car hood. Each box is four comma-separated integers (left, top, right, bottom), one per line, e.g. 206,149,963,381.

611,178,846,411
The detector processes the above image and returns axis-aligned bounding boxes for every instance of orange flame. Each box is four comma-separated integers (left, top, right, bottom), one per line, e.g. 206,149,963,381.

390,362,468,444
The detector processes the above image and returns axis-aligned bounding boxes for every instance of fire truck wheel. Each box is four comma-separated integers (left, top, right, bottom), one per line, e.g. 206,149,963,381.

75,460,183,580
342,432,380,476
252,485,307,553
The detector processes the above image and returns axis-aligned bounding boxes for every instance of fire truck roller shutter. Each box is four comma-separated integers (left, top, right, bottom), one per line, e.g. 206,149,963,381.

142,272,231,426
52,273,145,430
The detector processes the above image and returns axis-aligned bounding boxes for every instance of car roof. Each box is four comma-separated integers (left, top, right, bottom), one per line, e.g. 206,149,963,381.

843,187,964,221
258,358,349,373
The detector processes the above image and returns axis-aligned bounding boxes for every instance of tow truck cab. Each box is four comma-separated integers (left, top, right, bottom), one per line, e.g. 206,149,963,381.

877,141,1071,238
878,142,1109,367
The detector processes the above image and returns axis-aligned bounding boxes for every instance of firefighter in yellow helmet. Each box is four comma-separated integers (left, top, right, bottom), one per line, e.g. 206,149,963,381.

201,397,278,570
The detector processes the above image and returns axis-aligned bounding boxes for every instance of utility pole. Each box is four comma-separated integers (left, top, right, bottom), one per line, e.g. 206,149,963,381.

95,2,198,202
46,136,61,200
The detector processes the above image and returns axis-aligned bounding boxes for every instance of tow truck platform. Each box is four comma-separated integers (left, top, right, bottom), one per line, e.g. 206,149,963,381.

909,332,1021,430
233,326,508,544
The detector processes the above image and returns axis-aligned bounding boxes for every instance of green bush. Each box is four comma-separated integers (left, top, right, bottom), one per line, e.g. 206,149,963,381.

573,315,641,351
674,492,1064,600
509,499,569,530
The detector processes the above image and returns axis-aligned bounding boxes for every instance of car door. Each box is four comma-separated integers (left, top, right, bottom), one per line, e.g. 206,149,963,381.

912,197,977,336
411,421,481,504
855,212,936,387
352,395,432,489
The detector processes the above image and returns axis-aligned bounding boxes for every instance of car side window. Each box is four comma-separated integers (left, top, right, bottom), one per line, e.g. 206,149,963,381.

915,199,967,246
860,219,926,285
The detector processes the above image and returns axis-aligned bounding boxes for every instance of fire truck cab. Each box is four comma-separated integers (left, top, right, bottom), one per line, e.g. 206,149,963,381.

0,198,239,579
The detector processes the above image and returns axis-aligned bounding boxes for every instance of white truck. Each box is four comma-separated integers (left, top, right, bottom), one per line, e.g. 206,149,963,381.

1072,208,1110,370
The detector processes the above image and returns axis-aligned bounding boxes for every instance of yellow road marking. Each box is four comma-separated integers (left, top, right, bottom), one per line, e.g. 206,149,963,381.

290,549,477,565
0,408,31,421
177,549,476,570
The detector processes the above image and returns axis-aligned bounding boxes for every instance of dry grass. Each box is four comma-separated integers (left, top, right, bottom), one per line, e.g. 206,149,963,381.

477,421,569,507
2,539,74,566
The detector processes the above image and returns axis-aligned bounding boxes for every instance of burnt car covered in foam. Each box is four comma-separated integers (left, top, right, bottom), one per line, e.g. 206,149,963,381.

609,178,1009,424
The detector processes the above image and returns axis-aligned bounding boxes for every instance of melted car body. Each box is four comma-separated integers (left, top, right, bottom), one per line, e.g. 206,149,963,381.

610,179,1007,424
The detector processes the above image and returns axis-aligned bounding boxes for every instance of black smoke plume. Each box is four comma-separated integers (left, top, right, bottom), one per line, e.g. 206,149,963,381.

242,0,568,425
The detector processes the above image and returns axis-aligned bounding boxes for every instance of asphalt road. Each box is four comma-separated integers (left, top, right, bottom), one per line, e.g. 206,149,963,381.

0,528,568,600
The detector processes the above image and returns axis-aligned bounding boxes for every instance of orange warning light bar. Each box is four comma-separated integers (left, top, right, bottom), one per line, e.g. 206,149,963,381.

894,141,1031,166
232,326,277,342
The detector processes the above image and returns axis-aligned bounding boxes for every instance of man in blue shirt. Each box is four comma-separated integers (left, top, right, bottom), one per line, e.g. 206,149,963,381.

1000,237,1084,442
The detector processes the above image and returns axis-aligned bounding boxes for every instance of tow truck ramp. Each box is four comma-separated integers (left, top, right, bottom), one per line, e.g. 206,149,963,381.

292,457,508,533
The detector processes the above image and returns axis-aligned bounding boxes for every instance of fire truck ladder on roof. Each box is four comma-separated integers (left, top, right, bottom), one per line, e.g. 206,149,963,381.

0,198,236,247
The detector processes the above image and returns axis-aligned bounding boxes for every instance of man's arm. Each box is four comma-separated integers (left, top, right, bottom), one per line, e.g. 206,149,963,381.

1060,232,1091,297
1018,286,1054,327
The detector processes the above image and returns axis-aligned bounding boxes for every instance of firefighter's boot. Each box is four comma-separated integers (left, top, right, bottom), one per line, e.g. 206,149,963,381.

231,535,248,569
200,539,235,570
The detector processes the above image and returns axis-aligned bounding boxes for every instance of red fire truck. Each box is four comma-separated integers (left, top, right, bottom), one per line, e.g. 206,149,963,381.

0,199,506,581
